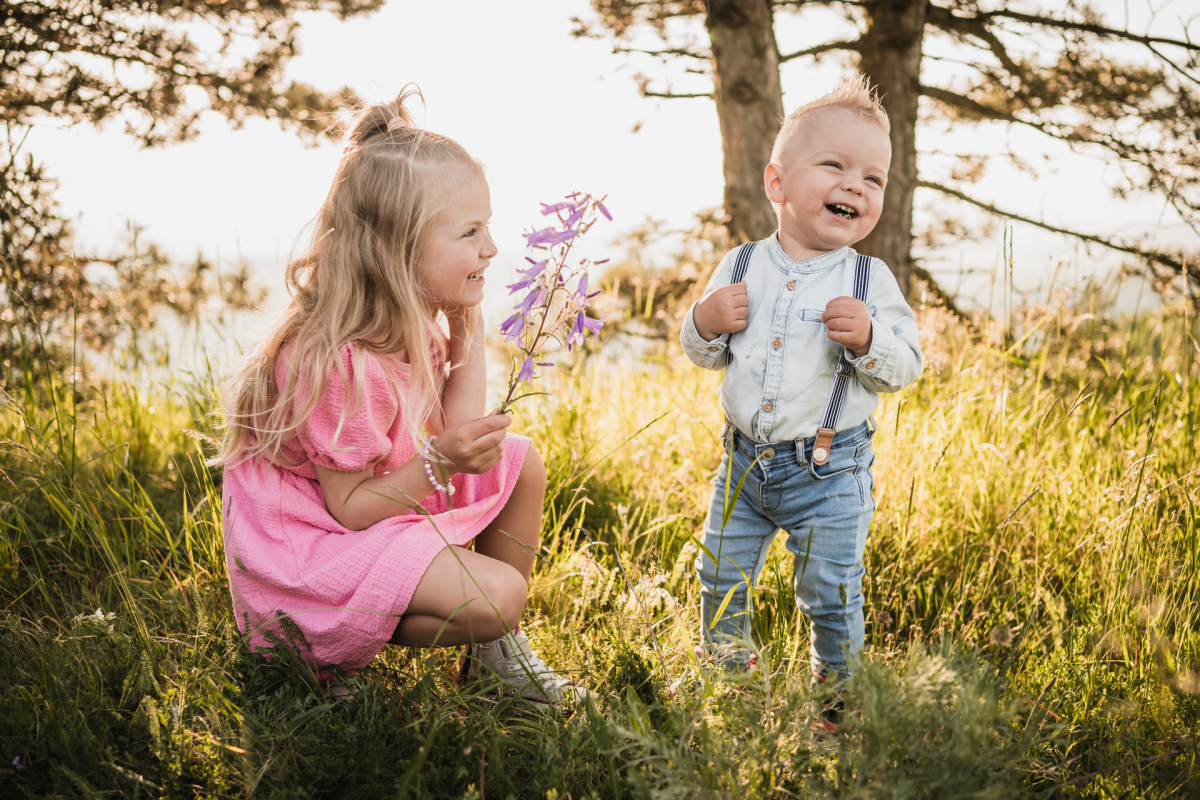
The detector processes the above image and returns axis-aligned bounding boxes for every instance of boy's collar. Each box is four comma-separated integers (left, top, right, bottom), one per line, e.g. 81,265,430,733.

765,232,852,274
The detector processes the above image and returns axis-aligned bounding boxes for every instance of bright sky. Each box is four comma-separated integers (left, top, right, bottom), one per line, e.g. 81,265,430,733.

28,0,1197,324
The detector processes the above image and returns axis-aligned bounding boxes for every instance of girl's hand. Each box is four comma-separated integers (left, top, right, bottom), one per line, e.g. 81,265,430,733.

433,413,511,475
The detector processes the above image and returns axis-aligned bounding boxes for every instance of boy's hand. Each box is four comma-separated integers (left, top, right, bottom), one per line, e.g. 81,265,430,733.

822,297,873,358
694,282,749,342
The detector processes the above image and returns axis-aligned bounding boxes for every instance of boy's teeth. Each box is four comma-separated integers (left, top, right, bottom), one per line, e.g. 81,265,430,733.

827,204,857,219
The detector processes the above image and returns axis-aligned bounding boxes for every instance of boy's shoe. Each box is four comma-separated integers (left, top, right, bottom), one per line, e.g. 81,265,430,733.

811,672,845,735
458,630,589,706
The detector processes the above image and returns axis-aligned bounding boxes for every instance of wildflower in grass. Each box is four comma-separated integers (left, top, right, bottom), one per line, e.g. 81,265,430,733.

498,192,610,412
12,756,23,770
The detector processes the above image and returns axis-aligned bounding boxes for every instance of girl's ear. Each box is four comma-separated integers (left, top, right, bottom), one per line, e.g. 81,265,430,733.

764,163,786,204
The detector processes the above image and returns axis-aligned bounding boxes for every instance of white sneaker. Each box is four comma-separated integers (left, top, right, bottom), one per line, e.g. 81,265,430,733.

460,630,589,706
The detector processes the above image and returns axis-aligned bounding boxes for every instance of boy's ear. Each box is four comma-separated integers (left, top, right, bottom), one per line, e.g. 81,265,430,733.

764,163,786,205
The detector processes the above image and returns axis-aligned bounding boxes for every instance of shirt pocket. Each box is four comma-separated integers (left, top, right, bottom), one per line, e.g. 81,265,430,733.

798,308,825,323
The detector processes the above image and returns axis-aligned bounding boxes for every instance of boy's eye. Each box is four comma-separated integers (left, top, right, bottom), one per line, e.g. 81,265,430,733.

867,176,883,186
822,161,842,170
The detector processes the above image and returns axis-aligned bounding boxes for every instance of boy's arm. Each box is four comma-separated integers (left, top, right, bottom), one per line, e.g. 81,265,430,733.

846,260,923,393
681,252,737,370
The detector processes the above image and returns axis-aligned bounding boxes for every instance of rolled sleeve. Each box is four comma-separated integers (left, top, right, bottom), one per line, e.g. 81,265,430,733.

682,303,731,370
679,251,737,371
848,261,923,394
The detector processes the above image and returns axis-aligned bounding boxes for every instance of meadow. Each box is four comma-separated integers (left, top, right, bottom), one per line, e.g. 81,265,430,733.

1,288,1198,798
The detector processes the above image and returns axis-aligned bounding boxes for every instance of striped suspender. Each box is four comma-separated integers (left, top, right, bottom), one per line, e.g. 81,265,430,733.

729,241,758,285
720,242,758,447
810,254,873,465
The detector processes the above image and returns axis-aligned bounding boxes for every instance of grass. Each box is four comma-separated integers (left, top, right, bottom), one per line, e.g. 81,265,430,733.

1,292,1198,798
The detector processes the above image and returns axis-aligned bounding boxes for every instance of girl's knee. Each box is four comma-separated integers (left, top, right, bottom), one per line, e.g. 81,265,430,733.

520,447,547,494
472,563,527,637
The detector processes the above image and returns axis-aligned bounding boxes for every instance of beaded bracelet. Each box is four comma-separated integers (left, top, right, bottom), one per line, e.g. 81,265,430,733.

420,436,455,496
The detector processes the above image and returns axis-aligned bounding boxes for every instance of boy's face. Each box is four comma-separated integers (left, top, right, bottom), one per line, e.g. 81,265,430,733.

765,108,891,257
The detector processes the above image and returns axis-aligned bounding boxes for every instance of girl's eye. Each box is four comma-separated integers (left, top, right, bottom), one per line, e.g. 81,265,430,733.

462,228,477,238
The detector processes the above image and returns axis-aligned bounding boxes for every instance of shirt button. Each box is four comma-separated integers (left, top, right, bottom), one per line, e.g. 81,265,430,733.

772,339,782,350
708,346,720,353
762,401,774,413
865,360,876,369
786,280,796,291
761,447,776,460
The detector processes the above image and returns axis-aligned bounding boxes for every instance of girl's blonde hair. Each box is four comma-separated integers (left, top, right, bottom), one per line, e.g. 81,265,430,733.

771,75,891,165
212,88,485,469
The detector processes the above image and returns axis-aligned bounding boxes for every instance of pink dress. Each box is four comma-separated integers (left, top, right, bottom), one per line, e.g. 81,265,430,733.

222,341,529,674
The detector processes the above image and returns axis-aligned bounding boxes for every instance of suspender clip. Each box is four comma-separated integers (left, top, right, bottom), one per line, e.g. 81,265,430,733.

812,428,836,465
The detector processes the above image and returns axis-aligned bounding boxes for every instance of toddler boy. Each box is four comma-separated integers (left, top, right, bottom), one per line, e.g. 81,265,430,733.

681,76,923,684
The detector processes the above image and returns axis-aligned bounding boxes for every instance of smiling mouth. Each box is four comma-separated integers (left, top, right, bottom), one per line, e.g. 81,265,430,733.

467,270,485,282
826,204,859,220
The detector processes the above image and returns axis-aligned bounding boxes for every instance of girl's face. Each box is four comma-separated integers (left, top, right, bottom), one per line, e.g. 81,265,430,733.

420,174,496,310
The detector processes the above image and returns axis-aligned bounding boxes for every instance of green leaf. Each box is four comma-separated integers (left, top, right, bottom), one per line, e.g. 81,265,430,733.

721,453,762,530
710,582,742,632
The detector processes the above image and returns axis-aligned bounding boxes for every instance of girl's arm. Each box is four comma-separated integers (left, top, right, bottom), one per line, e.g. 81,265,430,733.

315,413,511,531
441,308,487,426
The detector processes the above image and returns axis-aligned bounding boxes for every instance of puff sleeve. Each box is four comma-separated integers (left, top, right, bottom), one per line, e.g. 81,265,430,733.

295,345,400,473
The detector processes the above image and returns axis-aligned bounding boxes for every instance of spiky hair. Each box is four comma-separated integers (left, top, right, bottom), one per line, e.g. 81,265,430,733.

771,75,890,165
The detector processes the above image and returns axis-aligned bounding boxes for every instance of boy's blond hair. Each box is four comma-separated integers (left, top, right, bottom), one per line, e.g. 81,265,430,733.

771,75,890,165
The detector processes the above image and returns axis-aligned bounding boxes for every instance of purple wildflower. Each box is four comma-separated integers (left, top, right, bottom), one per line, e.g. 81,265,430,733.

566,312,586,351
540,202,570,216
597,201,613,221
506,260,546,294
513,288,542,317
563,206,585,229
517,357,536,383
526,227,578,248
573,274,589,304
566,311,604,350
12,756,23,770
500,313,525,344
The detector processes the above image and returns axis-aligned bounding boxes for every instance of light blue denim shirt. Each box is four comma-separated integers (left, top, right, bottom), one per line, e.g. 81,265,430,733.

681,234,923,443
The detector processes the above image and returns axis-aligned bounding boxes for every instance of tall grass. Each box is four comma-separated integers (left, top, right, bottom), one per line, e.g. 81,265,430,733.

1,294,1197,798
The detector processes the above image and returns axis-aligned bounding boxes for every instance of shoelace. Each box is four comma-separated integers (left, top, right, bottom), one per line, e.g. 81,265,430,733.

504,635,576,688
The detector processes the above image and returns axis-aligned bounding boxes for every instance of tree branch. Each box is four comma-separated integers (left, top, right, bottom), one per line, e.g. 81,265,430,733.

918,180,1194,280
641,90,713,99
614,45,710,61
779,39,861,63
982,8,1200,52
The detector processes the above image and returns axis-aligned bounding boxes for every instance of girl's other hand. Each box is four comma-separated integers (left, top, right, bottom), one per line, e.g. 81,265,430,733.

434,412,511,475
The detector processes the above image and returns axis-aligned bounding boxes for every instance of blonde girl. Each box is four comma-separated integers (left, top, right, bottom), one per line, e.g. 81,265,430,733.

215,91,586,705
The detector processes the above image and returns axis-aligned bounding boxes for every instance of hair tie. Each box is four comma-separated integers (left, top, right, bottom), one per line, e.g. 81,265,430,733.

386,117,408,133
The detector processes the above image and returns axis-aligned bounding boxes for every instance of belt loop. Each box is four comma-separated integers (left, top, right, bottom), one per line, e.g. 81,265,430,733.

867,414,877,435
794,437,808,467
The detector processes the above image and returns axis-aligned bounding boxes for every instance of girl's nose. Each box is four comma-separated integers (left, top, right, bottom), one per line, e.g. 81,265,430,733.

483,227,498,258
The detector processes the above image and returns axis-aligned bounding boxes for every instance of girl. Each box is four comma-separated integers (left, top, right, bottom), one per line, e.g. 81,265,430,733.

213,91,586,705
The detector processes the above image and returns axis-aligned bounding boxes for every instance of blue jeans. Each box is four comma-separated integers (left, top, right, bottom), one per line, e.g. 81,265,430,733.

695,421,876,677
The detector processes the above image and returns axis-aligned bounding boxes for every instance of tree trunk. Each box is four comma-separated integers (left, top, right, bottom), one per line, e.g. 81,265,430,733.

855,0,927,298
705,0,784,244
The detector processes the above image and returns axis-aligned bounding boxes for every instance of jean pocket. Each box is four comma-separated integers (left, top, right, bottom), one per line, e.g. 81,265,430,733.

806,441,860,481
